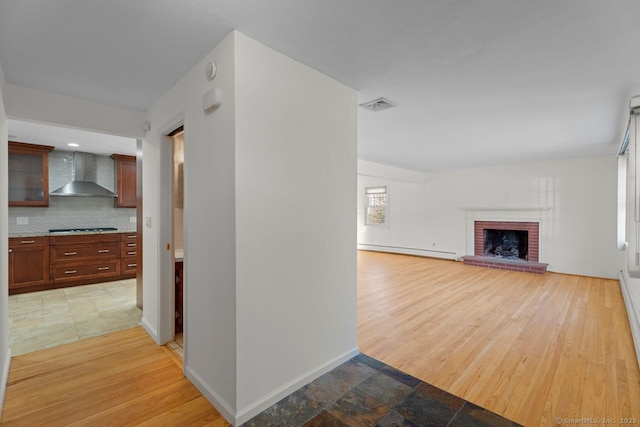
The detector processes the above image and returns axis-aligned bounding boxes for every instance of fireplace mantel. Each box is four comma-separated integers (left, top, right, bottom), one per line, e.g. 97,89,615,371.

461,206,553,221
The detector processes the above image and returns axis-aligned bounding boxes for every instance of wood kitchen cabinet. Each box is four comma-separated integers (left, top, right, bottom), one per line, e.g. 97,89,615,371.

8,142,54,207
111,154,137,208
49,233,120,284
9,236,50,290
120,232,138,277
175,261,183,334
9,231,139,295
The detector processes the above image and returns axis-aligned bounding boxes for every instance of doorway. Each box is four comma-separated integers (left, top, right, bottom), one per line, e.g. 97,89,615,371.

167,126,185,358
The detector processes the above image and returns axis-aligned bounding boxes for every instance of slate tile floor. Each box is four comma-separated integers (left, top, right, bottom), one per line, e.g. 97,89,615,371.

243,353,521,427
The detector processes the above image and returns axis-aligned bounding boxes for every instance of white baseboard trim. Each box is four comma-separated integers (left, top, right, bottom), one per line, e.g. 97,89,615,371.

140,318,159,344
0,348,12,420
357,243,458,261
619,271,640,369
185,365,236,425
235,346,360,425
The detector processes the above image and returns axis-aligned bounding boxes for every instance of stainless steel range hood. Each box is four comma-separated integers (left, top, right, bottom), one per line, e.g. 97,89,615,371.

50,152,117,197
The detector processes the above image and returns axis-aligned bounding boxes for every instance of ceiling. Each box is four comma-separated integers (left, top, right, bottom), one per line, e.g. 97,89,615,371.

1,0,639,171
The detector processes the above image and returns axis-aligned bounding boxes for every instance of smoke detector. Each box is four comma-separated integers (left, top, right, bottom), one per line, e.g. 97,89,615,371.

359,97,395,112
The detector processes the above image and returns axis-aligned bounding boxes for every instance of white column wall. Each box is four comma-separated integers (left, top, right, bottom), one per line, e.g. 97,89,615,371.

144,32,238,421
145,31,358,424
234,33,358,422
0,61,10,418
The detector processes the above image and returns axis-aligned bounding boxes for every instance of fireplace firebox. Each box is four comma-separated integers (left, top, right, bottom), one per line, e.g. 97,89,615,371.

483,229,528,260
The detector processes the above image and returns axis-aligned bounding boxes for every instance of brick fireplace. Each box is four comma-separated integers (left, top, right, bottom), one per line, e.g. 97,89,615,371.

462,220,548,273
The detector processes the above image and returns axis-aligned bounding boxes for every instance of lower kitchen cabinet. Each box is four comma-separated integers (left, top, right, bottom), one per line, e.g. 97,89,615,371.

8,231,140,295
8,236,50,290
175,261,183,334
49,233,120,284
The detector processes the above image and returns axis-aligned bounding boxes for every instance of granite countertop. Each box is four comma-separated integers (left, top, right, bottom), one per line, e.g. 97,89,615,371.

8,229,136,238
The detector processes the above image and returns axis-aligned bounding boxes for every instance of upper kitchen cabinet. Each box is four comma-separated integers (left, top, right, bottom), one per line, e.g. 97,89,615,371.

111,154,137,208
8,141,55,207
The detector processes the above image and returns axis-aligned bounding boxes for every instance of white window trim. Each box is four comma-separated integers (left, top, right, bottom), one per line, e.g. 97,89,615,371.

364,185,388,226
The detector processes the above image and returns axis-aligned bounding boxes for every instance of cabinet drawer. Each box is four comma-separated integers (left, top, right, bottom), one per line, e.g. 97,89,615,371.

50,233,119,245
51,260,120,283
121,247,138,258
121,241,138,250
120,233,138,241
9,236,48,249
122,257,138,274
51,243,119,262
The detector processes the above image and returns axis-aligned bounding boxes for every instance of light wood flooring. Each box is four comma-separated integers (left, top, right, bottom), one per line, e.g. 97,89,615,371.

0,327,227,426
358,251,640,427
3,251,639,426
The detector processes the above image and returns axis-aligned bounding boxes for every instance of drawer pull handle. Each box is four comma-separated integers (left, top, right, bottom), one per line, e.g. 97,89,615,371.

97,267,110,271
64,252,77,256
127,235,136,239
128,263,137,267
21,240,36,244
64,270,77,274
128,251,137,255
127,243,136,247
98,249,110,253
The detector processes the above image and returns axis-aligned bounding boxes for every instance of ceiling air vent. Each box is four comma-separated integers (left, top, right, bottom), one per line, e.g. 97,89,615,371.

359,97,395,112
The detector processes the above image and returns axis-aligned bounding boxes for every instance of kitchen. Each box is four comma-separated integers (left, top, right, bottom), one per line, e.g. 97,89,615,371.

7,119,141,356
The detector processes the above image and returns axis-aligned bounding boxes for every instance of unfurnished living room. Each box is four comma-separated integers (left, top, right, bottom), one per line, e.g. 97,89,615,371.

1,1,640,426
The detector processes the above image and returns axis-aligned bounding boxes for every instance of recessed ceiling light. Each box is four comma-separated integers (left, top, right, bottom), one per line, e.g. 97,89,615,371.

68,143,79,147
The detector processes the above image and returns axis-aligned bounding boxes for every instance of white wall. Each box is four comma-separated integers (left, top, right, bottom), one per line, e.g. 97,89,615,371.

234,33,358,421
145,31,358,424
358,161,435,257
4,84,145,139
0,60,11,418
358,155,622,279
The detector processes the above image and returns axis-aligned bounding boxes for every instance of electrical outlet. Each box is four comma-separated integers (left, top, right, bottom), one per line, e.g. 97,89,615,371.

130,216,136,223
146,217,152,228
16,217,28,225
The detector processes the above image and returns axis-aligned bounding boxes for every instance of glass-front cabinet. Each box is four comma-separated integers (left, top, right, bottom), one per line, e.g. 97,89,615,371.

8,142,54,207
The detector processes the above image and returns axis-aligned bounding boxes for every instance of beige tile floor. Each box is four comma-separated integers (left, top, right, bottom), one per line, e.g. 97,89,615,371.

167,332,184,359
9,279,142,357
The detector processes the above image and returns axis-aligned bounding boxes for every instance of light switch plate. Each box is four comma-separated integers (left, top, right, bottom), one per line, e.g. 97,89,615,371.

146,217,152,228
16,217,28,225
130,216,136,223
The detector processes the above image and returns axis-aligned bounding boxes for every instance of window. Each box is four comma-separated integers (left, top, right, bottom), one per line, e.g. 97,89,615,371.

365,186,387,225
618,153,628,251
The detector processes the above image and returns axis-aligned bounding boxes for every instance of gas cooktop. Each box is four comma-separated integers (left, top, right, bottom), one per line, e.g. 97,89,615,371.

48,227,118,233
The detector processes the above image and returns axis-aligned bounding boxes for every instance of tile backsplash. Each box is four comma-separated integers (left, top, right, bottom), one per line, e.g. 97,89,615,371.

9,150,136,233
